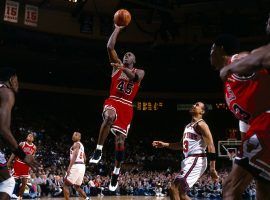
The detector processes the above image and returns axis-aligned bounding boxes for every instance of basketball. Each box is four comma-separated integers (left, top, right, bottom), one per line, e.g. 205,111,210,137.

114,9,131,27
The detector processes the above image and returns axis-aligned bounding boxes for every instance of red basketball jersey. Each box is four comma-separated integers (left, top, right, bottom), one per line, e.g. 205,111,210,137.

109,68,140,104
15,142,36,163
224,69,270,123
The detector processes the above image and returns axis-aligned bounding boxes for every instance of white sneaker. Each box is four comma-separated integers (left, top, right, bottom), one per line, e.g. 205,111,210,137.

89,149,102,164
11,194,18,199
109,173,119,191
109,181,118,191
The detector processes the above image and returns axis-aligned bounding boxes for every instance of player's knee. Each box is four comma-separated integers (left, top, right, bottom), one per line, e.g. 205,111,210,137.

115,134,126,144
103,114,115,126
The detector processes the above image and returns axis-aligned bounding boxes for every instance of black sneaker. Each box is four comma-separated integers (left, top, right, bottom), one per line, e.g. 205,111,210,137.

109,173,119,191
89,149,102,164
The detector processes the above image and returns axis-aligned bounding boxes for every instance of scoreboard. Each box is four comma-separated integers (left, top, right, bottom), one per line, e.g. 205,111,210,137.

134,100,227,112
135,101,164,111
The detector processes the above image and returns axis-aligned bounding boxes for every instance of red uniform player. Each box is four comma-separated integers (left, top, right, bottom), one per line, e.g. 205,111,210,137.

8,133,36,200
90,25,145,191
211,29,270,199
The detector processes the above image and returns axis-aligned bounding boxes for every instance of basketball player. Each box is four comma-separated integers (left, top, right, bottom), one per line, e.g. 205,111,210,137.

210,18,270,199
152,102,218,200
63,132,89,200
89,24,145,191
0,67,38,200
7,133,36,200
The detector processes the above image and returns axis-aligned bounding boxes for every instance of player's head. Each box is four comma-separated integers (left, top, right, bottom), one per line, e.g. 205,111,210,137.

189,102,208,117
0,67,18,93
26,133,34,143
123,52,136,67
72,131,81,142
266,12,270,35
210,34,239,70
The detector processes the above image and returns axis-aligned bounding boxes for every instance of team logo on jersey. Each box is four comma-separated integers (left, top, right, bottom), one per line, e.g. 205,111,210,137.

225,84,236,106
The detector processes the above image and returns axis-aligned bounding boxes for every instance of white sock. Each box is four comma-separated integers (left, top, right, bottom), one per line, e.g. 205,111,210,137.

113,167,120,175
97,145,103,150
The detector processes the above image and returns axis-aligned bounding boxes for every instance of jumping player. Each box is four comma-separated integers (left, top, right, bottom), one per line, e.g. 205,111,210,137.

0,67,38,200
152,102,218,200
63,132,89,200
89,25,145,191
7,133,36,200
210,18,270,199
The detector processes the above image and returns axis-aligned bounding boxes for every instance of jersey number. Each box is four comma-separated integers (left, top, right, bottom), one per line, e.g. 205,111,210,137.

117,81,134,95
183,140,189,153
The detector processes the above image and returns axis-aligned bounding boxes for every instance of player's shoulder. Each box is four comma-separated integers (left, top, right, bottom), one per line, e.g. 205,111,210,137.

0,87,14,102
196,120,209,130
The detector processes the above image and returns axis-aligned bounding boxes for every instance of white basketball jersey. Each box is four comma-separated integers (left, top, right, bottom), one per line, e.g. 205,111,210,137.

182,119,207,158
70,142,85,163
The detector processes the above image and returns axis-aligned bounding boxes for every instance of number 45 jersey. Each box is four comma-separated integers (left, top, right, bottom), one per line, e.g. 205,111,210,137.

109,68,140,103
103,68,141,136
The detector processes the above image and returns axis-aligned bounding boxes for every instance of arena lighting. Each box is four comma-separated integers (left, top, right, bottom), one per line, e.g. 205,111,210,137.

68,0,77,2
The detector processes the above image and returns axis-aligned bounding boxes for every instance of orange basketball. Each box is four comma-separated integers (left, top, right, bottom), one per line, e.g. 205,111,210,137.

114,9,131,27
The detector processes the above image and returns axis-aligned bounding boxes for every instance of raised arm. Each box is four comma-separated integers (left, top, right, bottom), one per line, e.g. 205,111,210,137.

197,121,219,181
152,140,182,150
220,45,270,80
107,25,124,65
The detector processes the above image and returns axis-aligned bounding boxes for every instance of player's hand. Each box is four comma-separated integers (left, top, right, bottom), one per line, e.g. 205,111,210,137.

210,168,219,182
23,155,39,172
152,141,167,148
111,62,124,70
114,24,125,30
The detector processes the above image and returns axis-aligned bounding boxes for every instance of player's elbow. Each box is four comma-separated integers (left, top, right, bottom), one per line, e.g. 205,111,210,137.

107,44,114,51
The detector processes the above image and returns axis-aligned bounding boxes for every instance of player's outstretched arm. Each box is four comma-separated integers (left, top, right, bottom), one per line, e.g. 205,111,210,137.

220,44,270,80
107,25,124,66
152,141,182,150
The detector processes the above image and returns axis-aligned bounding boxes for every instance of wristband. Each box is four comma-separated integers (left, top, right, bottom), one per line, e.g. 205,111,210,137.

13,148,26,160
207,152,217,161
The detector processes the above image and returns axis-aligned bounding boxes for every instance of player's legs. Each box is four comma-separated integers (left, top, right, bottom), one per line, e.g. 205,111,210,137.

18,177,27,199
169,181,191,200
109,132,126,191
63,180,71,200
97,109,116,145
222,163,253,200
74,185,88,199
256,180,270,200
90,109,116,164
